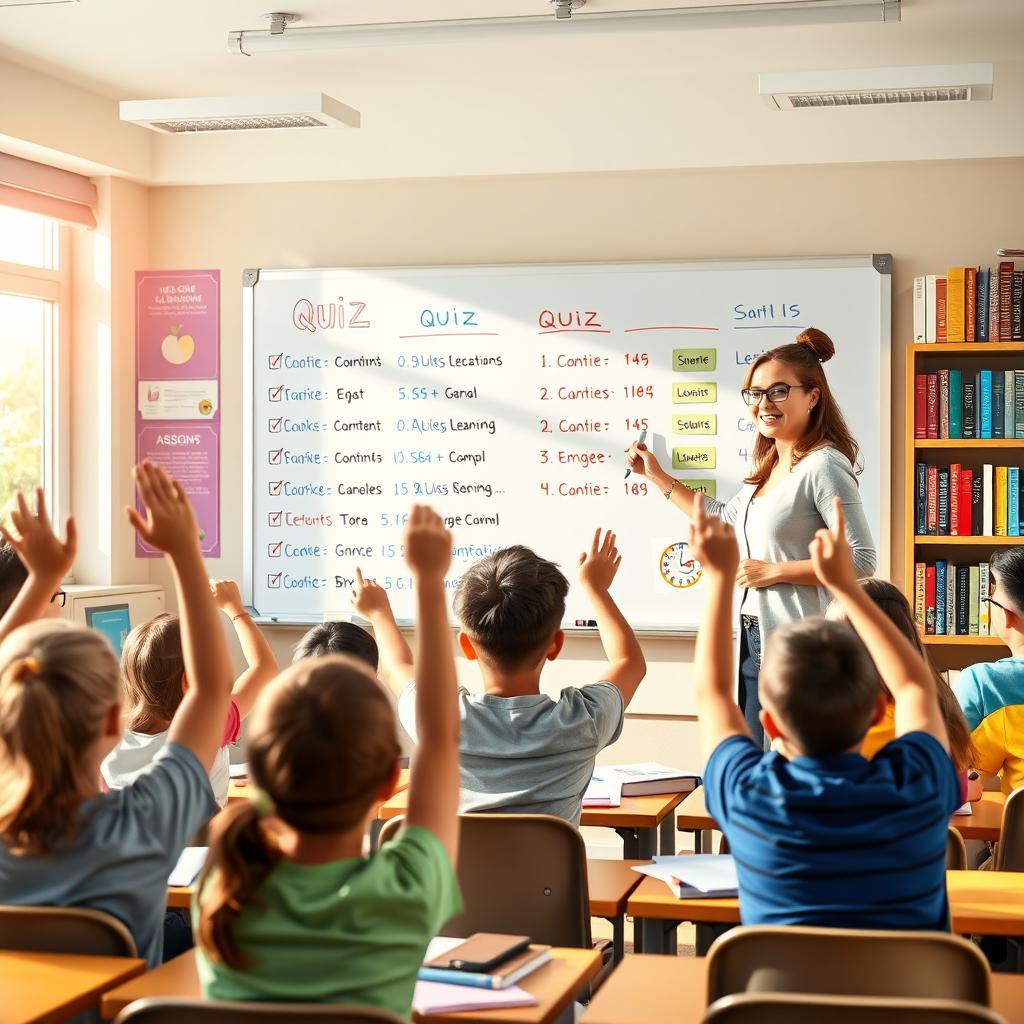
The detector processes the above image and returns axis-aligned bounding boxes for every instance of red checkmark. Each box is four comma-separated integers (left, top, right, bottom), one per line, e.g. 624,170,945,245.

269,512,282,526
269,418,283,432
268,573,282,588
269,387,283,401
268,543,282,557
269,449,283,464
269,353,283,369
269,481,283,495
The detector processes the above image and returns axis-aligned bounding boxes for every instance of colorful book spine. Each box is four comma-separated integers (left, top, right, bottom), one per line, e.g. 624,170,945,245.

995,466,1008,536
1016,370,1024,438
935,560,947,636
968,565,980,636
1013,270,1024,341
926,373,939,439
926,275,938,343
938,369,950,439
999,261,1014,339
946,561,956,635
966,266,977,342
925,566,937,635
1010,467,1021,538
977,267,990,341
916,463,927,535
979,369,993,439
950,463,961,535
956,565,969,635
983,464,994,535
993,369,1005,439
979,563,990,637
962,380,976,439
1005,370,1015,439
913,276,926,343
949,368,963,439
926,466,939,535
959,468,973,537
936,277,948,343
946,267,965,343
975,370,982,436
1020,471,1024,535
971,472,983,536
914,563,926,631
937,469,950,535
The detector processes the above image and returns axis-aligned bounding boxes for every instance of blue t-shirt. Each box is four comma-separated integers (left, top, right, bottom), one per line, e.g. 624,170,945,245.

704,731,961,931
0,743,216,967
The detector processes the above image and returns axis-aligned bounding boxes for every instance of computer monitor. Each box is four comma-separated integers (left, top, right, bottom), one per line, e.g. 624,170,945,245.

85,603,132,657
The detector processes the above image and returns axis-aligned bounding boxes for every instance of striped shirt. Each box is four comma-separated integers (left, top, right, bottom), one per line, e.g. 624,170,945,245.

704,732,960,931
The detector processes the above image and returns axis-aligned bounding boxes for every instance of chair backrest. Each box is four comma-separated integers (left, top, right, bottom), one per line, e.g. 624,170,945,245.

0,905,137,957
703,993,1006,1023
995,786,1024,871
115,998,408,1024
947,825,969,870
706,925,990,1004
378,813,591,947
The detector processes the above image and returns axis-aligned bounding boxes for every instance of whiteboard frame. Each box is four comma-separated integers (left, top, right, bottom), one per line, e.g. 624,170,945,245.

242,254,891,630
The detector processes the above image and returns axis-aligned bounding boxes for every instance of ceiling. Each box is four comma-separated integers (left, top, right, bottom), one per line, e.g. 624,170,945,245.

1,0,1022,185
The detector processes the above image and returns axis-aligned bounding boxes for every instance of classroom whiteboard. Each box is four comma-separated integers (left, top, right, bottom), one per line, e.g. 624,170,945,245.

242,257,890,631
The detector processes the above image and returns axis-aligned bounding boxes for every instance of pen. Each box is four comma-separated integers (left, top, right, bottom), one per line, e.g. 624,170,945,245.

624,428,648,479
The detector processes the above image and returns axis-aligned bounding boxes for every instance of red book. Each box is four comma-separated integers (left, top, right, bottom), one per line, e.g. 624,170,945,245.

914,374,927,439
999,261,1014,339
950,463,961,535
926,466,938,534
925,565,936,634
938,369,950,438
936,277,948,342
966,266,977,342
926,373,939,439
959,469,973,536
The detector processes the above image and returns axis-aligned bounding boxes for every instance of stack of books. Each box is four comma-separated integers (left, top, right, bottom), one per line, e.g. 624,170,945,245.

913,262,1023,343
913,560,992,637
915,463,1022,537
914,369,1024,440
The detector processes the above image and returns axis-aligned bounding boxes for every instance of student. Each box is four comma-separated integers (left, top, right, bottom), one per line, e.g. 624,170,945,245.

102,579,278,806
0,541,28,619
825,578,980,800
293,615,379,671
955,549,1024,795
0,463,233,967
380,529,646,825
693,495,960,930
194,506,461,1015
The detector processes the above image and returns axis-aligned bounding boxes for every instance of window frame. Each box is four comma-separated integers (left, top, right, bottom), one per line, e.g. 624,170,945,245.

0,223,71,574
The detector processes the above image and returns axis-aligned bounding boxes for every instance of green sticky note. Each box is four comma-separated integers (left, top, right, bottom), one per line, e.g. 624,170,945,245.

681,478,717,500
672,413,717,435
672,381,717,404
672,348,717,372
672,447,717,470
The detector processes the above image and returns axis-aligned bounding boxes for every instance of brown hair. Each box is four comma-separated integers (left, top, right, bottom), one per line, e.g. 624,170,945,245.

743,327,861,489
0,620,120,854
827,578,977,772
196,656,401,969
453,545,568,669
121,614,185,733
760,617,879,757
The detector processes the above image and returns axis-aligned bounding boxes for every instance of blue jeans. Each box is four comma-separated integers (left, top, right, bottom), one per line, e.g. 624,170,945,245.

737,615,764,750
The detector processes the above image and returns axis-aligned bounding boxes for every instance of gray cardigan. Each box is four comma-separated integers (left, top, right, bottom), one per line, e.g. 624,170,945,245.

705,446,877,648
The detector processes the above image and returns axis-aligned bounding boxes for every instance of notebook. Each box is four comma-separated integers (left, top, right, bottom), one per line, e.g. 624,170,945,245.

633,854,738,899
592,763,701,797
419,944,551,990
168,846,207,887
582,778,623,807
414,938,538,1012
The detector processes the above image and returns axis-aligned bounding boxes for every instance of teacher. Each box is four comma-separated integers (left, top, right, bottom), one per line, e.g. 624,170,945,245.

626,328,877,748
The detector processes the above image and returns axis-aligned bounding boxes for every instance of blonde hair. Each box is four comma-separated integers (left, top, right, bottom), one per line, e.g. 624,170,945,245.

121,613,184,732
197,656,401,968
0,620,120,854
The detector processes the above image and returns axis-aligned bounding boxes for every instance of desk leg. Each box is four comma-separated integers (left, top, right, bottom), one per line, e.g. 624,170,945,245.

615,827,639,859
639,917,678,956
659,815,675,856
606,915,624,964
636,827,656,860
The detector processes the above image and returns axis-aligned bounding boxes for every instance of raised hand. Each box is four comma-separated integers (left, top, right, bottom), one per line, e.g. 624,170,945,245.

579,528,622,594
625,441,665,481
0,488,76,583
125,460,199,558
210,579,245,616
403,505,452,581
809,497,858,594
351,567,395,618
687,493,739,580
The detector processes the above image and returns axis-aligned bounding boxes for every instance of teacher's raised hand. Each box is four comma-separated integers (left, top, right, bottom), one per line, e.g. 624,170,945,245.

624,441,703,518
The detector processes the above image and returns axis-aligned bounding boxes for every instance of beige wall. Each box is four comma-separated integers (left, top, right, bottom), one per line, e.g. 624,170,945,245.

140,156,1024,768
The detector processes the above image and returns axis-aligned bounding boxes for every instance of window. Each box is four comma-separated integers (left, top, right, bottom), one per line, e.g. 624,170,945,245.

0,208,67,524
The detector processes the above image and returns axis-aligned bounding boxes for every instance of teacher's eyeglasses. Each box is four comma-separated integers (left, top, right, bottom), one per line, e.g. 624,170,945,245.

983,594,1013,615
740,383,810,407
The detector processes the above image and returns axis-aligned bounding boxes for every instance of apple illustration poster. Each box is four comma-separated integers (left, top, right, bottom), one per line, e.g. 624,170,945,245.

135,270,221,557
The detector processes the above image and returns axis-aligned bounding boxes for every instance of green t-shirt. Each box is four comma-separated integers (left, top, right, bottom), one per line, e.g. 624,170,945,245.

194,825,461,1016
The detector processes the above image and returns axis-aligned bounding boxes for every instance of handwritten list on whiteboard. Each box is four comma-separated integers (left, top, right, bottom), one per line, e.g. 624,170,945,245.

245,260,887,629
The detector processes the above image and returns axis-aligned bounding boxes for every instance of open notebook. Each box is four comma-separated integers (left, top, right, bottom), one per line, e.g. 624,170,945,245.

413,938,539,1014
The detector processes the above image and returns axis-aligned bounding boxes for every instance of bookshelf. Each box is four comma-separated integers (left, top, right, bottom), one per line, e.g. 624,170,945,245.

905,343,1023,669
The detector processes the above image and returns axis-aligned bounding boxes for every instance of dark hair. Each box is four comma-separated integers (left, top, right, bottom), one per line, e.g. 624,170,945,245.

743,328,861,489
197,656,401,969
120,614,184,732
293,621,379,671
0,543,28,619
453,545,568,669
990,548,1024,615
760,617,879,756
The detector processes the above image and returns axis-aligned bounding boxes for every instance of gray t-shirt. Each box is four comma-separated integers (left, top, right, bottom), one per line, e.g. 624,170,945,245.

399,681,625,825
0,742,216,967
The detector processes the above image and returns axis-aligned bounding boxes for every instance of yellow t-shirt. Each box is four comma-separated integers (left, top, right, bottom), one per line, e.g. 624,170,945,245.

860,701,897,761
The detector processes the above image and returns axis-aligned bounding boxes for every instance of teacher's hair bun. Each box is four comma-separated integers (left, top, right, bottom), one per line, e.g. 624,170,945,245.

795,327,835,364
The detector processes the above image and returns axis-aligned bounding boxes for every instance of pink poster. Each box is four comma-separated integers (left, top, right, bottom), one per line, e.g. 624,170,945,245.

135,270,220,557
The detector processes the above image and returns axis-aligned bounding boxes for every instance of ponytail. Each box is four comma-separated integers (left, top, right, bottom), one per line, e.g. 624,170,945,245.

196,799,282,969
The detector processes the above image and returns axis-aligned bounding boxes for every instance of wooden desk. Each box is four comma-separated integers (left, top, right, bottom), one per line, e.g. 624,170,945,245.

580,954,1024,1024
375,788,686,859
101,947,601,1024
230,768,411,806
627,871,1024,954
1,950,145,1024
677,788,1006,849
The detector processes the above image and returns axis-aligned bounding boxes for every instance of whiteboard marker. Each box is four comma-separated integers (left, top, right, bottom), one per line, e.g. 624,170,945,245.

624,428,648,479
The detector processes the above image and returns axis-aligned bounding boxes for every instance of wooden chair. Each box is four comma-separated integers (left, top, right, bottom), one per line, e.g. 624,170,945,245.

114,1001,407,1024
706,925,991,1005
994,786,1024,871
0,905,137,957
703,993,1006,1023
379,813,612,990
947,824,969,870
